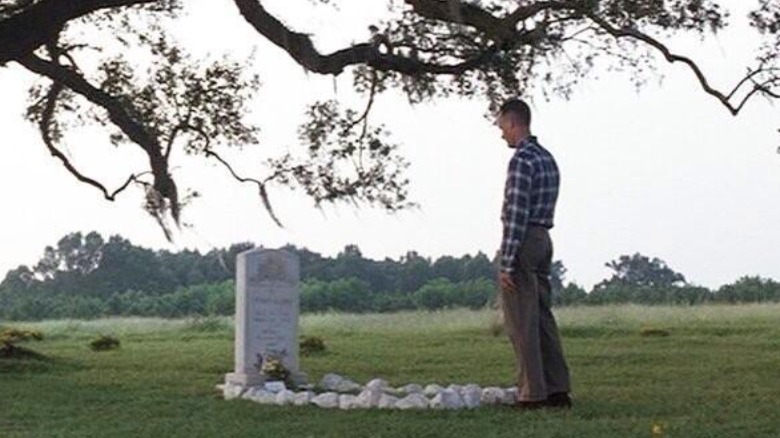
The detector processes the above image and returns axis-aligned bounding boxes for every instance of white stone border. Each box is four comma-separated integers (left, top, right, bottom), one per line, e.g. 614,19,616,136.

219,374,518,410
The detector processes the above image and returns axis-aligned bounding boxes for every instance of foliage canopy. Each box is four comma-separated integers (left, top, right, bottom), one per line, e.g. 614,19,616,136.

1,0,779,234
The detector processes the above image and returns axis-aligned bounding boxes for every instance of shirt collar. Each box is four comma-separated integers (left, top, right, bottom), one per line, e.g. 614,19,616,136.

514,135,537,149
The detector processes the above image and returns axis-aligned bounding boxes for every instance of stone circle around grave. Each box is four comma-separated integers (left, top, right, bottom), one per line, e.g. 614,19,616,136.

220,374,518,410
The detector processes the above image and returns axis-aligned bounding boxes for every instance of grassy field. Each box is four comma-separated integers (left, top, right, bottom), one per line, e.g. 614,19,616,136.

2,304,780,438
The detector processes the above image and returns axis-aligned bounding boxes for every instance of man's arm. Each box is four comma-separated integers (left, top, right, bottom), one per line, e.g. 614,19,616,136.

499,155,533,275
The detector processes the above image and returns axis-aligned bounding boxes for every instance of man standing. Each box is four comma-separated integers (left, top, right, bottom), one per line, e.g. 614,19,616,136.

496,98,572,409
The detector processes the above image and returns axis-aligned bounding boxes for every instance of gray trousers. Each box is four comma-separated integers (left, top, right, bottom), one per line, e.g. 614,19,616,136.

501,226,571,401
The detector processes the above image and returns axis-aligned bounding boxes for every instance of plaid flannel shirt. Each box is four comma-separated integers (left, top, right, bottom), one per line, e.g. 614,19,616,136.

500,136,560,273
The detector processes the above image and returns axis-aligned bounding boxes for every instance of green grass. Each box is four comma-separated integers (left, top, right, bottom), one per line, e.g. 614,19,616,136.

2,304,780,437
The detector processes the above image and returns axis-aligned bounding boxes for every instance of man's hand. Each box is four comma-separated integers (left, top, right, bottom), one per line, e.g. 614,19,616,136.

499,271,516,294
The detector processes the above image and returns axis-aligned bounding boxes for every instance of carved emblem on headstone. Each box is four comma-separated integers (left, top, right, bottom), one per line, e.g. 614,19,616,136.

248,253,289,284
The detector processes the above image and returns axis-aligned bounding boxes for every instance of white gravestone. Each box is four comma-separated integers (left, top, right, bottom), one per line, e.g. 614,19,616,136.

225,248,300,386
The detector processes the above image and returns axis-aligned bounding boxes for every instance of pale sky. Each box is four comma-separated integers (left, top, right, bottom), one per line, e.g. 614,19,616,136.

1,1,778,290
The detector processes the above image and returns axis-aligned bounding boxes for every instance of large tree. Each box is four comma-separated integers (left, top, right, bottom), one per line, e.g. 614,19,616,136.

2,0,778,236
595,252,687,290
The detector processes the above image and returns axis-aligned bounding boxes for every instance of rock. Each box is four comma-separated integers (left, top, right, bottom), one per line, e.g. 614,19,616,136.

463,383,482,393
430,388,464,410
381,387,405,397
357,388,383,408
311,392,339,409
297,383,315,391
378,394,400,409
240,386,258,400
319,373,361,393
264,381,287,393
338,394,362,410
275,389,296,405
481,387,506,405
248,389,277,404
366,378,389,391
399,383,424,395
502,387,518,405
447,384,464,395
292,391,314,406
462,385,482,409
424,384,444,397
223,382,246,400
396,393,430,410
338,380,362,393
319,373,341,388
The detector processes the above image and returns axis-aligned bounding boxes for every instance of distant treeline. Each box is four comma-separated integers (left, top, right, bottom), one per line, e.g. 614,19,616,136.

1,232,779,320
0,232,498,320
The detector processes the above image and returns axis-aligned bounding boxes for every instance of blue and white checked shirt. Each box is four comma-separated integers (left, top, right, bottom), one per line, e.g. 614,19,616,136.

500,136,560,273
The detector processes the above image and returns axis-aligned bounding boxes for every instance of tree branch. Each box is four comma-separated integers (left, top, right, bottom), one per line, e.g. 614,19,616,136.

37,81,140,200
405,0,571,43
17,52,180,222
584,12,778,116
203,148,283,228
233,0,502,76
0,0,159,64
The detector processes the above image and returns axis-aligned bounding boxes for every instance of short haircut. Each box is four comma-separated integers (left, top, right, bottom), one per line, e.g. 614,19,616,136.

499,98,531,127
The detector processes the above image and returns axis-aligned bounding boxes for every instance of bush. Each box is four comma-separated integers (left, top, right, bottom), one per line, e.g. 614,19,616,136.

1,327,45,359
640,328,671,337
300,335,327,356
89,335,121,351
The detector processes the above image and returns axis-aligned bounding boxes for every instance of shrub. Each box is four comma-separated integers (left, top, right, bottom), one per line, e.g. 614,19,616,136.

640,328,671,337
300,335,327,356
1,327,45,359
90,335,121,351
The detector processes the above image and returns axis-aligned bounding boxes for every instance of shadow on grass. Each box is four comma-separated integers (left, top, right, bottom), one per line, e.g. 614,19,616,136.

560,326,628,338
0,345,55,374
0,345,88,375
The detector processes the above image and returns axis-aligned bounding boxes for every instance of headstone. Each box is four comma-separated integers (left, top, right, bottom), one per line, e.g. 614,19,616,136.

225,248,301,387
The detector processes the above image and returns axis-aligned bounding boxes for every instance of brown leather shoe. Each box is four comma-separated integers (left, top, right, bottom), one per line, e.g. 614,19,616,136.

545,392,572,409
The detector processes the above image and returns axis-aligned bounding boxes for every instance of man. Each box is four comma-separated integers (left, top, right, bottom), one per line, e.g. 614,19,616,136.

496,98,572,409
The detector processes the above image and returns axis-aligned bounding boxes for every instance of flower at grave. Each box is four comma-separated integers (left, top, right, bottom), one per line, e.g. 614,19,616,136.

651,422,665,437
261,357,291,385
